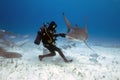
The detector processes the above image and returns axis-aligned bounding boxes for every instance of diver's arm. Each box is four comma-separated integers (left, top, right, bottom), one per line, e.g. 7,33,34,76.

54,33,66,37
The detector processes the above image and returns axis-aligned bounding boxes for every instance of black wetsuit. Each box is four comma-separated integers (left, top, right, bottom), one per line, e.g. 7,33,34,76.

34,22,72,62
39,26,66,57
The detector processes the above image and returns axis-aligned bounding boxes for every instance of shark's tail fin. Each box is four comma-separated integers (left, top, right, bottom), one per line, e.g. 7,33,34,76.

84,40,96,53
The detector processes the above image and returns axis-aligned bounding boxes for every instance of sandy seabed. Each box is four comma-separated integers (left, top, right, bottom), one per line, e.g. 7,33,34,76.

0,37,120,80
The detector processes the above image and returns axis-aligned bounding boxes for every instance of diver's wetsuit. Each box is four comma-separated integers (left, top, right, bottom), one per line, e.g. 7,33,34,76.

35,21,72,62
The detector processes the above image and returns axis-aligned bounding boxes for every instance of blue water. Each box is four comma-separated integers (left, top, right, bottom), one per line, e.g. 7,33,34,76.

0,0,120,41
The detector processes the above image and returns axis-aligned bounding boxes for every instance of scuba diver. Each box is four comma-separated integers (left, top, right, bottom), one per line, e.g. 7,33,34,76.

34,21,72,63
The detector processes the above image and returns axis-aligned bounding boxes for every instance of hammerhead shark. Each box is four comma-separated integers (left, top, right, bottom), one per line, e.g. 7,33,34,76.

62,13,95,52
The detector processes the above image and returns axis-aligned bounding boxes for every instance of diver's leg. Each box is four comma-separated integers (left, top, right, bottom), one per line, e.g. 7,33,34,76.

39,52,56,61
55,46,72,62
39,45,56,61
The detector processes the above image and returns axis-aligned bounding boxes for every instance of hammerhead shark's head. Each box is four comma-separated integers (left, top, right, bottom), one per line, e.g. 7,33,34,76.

62,13,88,42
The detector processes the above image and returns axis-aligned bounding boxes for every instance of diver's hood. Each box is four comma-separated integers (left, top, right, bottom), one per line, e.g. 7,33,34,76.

48,21,57,31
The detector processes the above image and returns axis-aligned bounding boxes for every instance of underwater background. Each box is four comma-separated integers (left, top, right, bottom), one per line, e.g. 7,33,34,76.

0,0,120,43
0,1,120,80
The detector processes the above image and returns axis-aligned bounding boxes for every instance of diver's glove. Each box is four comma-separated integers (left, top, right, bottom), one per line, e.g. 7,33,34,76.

59,33,66,37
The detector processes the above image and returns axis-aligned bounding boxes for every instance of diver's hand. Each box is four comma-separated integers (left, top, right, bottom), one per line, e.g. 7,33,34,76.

60,33,66,37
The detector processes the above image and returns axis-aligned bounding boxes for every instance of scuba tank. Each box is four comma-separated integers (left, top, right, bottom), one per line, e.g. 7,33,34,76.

34,25,44,45
34,21,57,45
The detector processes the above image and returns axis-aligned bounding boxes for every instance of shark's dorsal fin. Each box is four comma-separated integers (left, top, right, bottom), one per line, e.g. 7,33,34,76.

62,13,73,33
84,16,88,33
